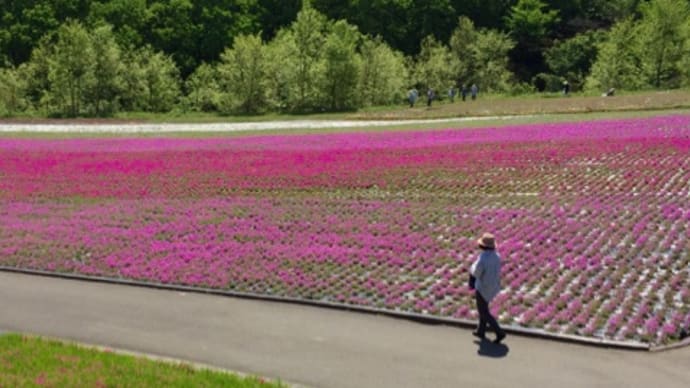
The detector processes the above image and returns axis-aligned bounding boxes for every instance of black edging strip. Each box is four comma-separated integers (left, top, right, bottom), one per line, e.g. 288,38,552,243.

1,266,670,351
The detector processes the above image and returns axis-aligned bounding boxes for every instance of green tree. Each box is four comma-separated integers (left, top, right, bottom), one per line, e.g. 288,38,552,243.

505,0,560,44
218,34,269,114
471,29,515,92
451,0,513,30
145,0,260,77
449,17,478,86
586,18,643,92
636,0,690,88
46,21,95,117
86,24,123,116
285,7,329,112
146,0,196,75
183,62,221,112
257,0,301,40
0,2,59,66
320,20,361,111
0,66,26,116
505,0,560,81
413,36,458,94
120,46,180,112
680,21,690,87
590,0,643,25
17,37,52,111
449,17,515,92
141,47,180,112
545,30,606,90
264,29,297,111
358,36,408,107
119,49,147,111
88,0,149,48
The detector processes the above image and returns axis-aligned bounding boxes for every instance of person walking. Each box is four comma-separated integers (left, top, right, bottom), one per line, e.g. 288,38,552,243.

408,88,418,108
470,233,506,344
470,84,478,101
461,85,468,102
427,88,435,107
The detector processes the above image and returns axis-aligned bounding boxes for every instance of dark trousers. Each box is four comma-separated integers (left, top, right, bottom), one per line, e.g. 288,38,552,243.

475,292,504,336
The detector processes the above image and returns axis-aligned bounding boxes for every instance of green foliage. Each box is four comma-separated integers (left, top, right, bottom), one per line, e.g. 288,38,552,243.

505,0,561,82
16,38,52,112
183,63,222,112
113,46,181,113
636,0,690,88
449,17,478,86
86,24,123,116
0,66,26,116
505,0,560,43
46,21,95,117
281,7,329,112
312,0,457,56
587,0,690,92
2,0,687,117
138,47,181,112
449,17,515,92
586,18,643,92
358,37,408,107
414,36,458,93
88,0,149,48
471,29,515,92
218,34,269,114
532,72,564,93
264,30,297,112
320,20,362,111
545,30,606,90
119,49,147,111
0,2,60,66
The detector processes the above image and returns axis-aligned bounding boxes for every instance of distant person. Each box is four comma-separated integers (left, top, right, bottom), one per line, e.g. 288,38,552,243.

470,233,506,344
408,88,418,107
604,87,615,97
461,85,468,102
427,88,435,107
448,86,456,103
563,80,570,96
471,84,478,101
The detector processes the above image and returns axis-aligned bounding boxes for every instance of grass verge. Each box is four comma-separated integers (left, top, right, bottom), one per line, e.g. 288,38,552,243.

1,108,689,139
0,333,286,387
2,89,690,125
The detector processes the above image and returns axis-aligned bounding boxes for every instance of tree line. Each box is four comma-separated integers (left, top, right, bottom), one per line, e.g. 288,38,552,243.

1,0,689,117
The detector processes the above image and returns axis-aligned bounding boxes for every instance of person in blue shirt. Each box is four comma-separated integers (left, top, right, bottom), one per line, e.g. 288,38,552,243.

471,233,506,344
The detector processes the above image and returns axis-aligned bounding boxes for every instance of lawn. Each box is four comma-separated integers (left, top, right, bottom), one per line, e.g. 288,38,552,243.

0,113,689,346
2,90,690,125
0,334,284,387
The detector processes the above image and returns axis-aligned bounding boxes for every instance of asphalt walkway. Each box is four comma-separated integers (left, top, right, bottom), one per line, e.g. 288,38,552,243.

1,272,688,388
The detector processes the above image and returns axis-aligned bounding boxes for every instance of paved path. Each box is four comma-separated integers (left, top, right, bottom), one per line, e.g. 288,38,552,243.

0,117,526,133
1,272,688,388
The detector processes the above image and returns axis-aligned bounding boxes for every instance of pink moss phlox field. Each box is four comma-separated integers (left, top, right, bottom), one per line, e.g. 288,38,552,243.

1,115,689,345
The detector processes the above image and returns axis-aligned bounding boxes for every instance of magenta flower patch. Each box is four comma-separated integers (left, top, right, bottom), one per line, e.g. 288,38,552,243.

1,115,689,346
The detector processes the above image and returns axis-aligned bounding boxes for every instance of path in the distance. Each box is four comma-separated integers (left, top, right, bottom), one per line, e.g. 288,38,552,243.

0,116,526,133
1,272,688,388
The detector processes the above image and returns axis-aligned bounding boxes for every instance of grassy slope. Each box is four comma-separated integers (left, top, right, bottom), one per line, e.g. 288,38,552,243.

0,334,285,387
2,89,690,125
2,107,689,140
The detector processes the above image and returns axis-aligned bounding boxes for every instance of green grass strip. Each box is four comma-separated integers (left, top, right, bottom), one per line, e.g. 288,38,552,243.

0,334,286,387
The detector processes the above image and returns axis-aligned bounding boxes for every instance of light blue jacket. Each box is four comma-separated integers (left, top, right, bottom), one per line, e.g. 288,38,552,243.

471,250,502,302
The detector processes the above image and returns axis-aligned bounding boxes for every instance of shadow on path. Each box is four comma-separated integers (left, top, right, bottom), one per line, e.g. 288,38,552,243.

474,339,509,358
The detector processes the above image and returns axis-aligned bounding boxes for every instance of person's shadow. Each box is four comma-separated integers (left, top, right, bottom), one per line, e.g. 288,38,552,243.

474,339,509,358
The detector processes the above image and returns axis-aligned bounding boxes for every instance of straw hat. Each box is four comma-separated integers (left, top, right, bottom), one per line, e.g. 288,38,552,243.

477,233,496,249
